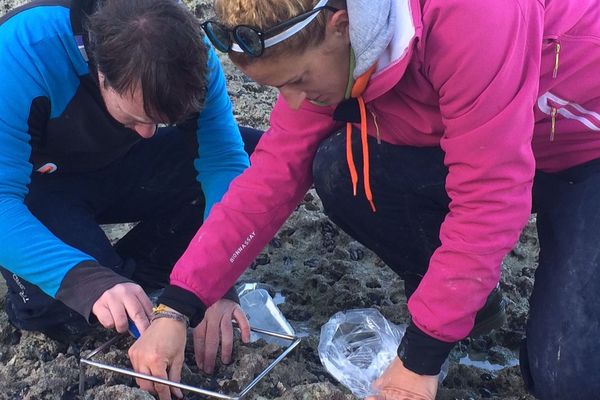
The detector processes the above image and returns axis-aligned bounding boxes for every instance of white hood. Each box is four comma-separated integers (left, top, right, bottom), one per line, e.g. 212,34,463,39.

347,0,416,78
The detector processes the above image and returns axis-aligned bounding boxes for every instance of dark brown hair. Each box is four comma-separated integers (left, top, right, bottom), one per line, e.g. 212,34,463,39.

88,0,208,123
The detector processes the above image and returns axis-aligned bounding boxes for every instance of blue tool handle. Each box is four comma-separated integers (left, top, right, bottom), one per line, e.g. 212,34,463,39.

128,319,141,339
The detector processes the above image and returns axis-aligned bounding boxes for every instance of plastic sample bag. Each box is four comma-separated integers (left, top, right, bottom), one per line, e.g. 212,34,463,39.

318,308,406,397
238,286,295,347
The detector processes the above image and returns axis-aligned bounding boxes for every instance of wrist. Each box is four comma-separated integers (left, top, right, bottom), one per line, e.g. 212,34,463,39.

398,322,455,375
151,304,190,328
158,284,207,327
153,304,177,313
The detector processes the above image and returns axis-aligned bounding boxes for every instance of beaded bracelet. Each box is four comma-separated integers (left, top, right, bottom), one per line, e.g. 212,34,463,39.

151,304,190,328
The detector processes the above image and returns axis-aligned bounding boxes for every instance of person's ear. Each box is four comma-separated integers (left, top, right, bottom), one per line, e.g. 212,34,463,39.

326,9,350,42
97,70,107,87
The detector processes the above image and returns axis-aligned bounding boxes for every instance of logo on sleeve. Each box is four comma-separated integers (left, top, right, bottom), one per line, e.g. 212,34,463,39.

36,163,58,174
12,274,30,303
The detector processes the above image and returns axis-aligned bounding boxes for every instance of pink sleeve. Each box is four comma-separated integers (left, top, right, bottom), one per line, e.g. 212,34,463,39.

408,0,544,341
169,97,337,306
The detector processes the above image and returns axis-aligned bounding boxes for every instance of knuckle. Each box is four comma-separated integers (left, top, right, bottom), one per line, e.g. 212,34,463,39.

135,378,151,391
155,383,169,394
102,321,115,329
127,348,137,359
97,314,113,328
102,289,116,301
147,353,163,365
115,320,128,332
115,283,128,294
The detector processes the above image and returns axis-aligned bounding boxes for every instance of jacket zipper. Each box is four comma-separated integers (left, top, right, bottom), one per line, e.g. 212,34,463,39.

550,107,557,141
550,40,561,141
552,41,561,79
369,109,381,144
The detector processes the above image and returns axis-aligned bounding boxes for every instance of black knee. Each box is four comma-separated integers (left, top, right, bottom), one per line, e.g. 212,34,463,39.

313,130,350,212
523,331,600,399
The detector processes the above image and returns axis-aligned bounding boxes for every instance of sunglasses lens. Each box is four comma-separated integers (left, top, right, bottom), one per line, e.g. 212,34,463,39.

235,26,263,57
203,22,231,53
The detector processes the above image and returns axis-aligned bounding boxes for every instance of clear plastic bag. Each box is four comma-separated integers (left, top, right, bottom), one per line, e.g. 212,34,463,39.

238,286,295,347
318,308,447,398
318,309,405,397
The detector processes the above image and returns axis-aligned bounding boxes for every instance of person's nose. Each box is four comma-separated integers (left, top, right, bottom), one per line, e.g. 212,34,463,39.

279,87,307,110
133,123,157,138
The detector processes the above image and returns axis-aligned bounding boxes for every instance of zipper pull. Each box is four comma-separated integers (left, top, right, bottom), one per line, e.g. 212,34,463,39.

369,109,381,144
553,41,561,79
550,107,557,141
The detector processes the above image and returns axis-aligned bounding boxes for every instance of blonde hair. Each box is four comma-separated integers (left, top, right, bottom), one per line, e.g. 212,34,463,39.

214,0,338,65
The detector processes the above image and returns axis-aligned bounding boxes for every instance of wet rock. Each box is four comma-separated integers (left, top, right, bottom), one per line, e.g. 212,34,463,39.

517,276,534,297
83,384,155,400
480,372,493,381
365,278,381,289
348,247,364,261
232,352,269,385
320,221,338,236
366,291,384,304
303,258,320,268
282,256,294,267
273,382,353,400
0,313,21,346
253,253,271,267
269,237,282,248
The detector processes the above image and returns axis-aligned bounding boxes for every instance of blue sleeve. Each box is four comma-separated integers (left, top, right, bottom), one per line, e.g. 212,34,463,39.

194,43,250,219
0,7,95,297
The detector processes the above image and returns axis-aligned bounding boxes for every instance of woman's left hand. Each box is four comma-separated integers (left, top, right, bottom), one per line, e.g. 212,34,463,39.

128,299,250,399
128,315,187,400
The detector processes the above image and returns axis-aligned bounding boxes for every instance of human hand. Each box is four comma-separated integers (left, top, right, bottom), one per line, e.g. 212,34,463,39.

91,282,153,334
193,298,251,373
128,315,187,400
365,357,439,400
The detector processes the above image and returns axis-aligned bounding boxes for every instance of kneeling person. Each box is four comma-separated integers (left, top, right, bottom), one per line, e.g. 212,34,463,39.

0,0,254,354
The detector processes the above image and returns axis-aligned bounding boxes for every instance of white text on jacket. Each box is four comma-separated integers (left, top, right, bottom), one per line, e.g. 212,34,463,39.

229,231,256,263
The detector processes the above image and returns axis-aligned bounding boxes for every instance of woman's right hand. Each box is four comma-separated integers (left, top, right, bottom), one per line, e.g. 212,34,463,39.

128,314,187,400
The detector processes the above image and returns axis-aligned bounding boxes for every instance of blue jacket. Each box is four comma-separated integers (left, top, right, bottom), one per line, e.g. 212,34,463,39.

0,0,249,318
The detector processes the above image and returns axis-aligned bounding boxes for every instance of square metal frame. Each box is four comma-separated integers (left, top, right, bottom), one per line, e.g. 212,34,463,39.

79,326,301,400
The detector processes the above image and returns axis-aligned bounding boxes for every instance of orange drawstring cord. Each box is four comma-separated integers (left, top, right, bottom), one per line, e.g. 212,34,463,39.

346,121,359,196
345,65,377,212
357,96,376,212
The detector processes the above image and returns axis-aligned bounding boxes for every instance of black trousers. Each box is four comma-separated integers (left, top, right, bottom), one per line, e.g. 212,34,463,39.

313,130,450,297
313,129,600,400
1,126,262,333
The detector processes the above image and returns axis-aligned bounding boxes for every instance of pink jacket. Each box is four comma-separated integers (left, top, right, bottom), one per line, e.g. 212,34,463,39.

171,0,600,343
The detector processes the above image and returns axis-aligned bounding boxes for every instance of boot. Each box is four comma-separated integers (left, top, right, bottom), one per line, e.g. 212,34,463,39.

469,286,507,337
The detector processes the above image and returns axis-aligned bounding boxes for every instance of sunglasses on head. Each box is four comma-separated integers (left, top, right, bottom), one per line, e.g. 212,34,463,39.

201,0,338,57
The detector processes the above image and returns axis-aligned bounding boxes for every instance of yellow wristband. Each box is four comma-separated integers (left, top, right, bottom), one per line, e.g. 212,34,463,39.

151,304,190,328
152,304,174,313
